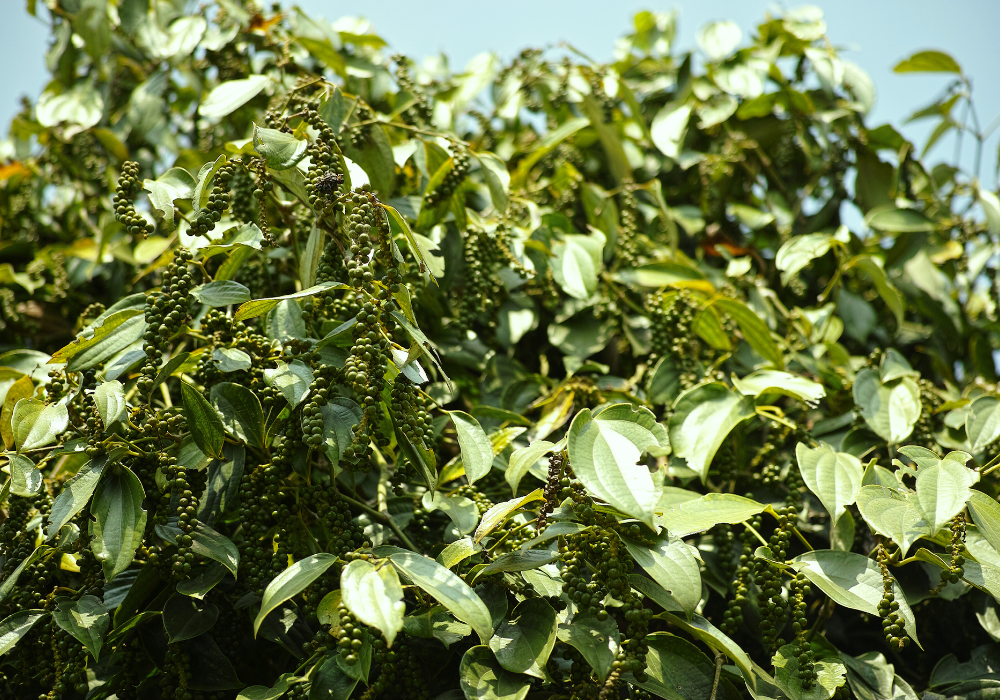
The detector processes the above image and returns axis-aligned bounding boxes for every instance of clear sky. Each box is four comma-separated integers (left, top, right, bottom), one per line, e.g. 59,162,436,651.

2,1,998,184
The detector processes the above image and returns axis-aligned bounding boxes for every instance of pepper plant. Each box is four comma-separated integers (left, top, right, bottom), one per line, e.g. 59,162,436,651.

2,2,1000,700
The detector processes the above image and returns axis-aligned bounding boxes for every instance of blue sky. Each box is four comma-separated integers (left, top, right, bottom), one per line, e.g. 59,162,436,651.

2,1,998,184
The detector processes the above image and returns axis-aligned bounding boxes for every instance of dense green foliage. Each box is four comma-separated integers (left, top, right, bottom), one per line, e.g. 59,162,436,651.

2,2,1000,699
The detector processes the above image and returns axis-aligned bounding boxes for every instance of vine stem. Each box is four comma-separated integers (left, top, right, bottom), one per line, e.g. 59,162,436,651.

741,520,768,547
341,493,419,552
710,649,724,700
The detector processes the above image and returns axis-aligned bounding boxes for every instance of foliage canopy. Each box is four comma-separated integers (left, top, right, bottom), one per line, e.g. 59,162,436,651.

1,2,1000,700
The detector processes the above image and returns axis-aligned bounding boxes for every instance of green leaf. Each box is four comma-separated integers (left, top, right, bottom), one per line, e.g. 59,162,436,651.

254,553,338,636
9,454,41,497
403,606,472,647
856,485,931,555
253,125,308,170
697,20,741,60
568,404,669,529
264,360,314,408
300,224,325,289
13,398,68,452
479,550,559,575
388,551,493,642
450,411,494,485
627,633,721,700
423,491,480,535
796,443,864,524
505,440,555,495
90,465,147,581
647,356,682,407
622,536,701,617
658,493,767,537
968,491,1000,556
550,231,605,301
162,594,219,643
192,281,252,307
893,50,962,74
0,610,49,657
733,371,824,403
773,643,847,700
967,395,1000,453
321,398,363,469
53,595,109,660
211,383,265,449
474,490,545,543
790,550,919,646
556,616,620,681
341,559,405,647
776,233,834,284
489,598,557,679
852,370,920,445
851,256,905,327
650,103,692,159
512,117,589,189
182,381,225,459
47,455,107,538
864,207,937,233
711,298,783,369
190,522,240,577
459,646,531,700
659,612,755,688
438,537,483,570
310,655,360,700
668,383,756,482
475,151,510,214
912,452,978,534
212,347,252,373
201,75,269,120
94,380,127,430
50,309,146,372
234,282,348,321
144,167,195,227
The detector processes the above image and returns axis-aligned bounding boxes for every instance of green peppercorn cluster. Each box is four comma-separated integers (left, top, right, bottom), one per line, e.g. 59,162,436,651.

648,289,700,389
790,573,816,688
114,160,152,239
391,55,434,125
876,544,910,650
721,517,756,636
137,248,195,397
424,144,470,210
933,514,967,594
305,109,345,211
617,179,639,264
191,161,237,235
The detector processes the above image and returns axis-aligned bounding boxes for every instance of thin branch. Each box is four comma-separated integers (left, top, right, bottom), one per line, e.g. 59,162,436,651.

710,649,724,700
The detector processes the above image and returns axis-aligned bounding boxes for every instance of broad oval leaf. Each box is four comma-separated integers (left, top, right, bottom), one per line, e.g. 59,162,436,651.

0,610,49,657
211,382,265,448
967,395,1000,454
253,124,308,170
733,371,824,403
449,411,494,485
388,551,493,642
622,536,701,617
459,646,531,700
47,456,107,538
568,404,669,529
796,442,864,524
94,380,126,430
550,231,604,301
181,381,225,459
10,453,42,497
658,493,767,537
254,553,338,636
912,452,977,535
855,485,931,555
13,398,69,452
162,594,219,643
790,549,919,646
556,615,620,681
668,383,755,483
192,280,252,307
505,440,555,495
852,369,920,444
53,595,110,660
627,632,724,700
968,491,1000,556
201,75,270,120
341,559,406,647
488,598,557,679
90,465,147,581
264,360,314,408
